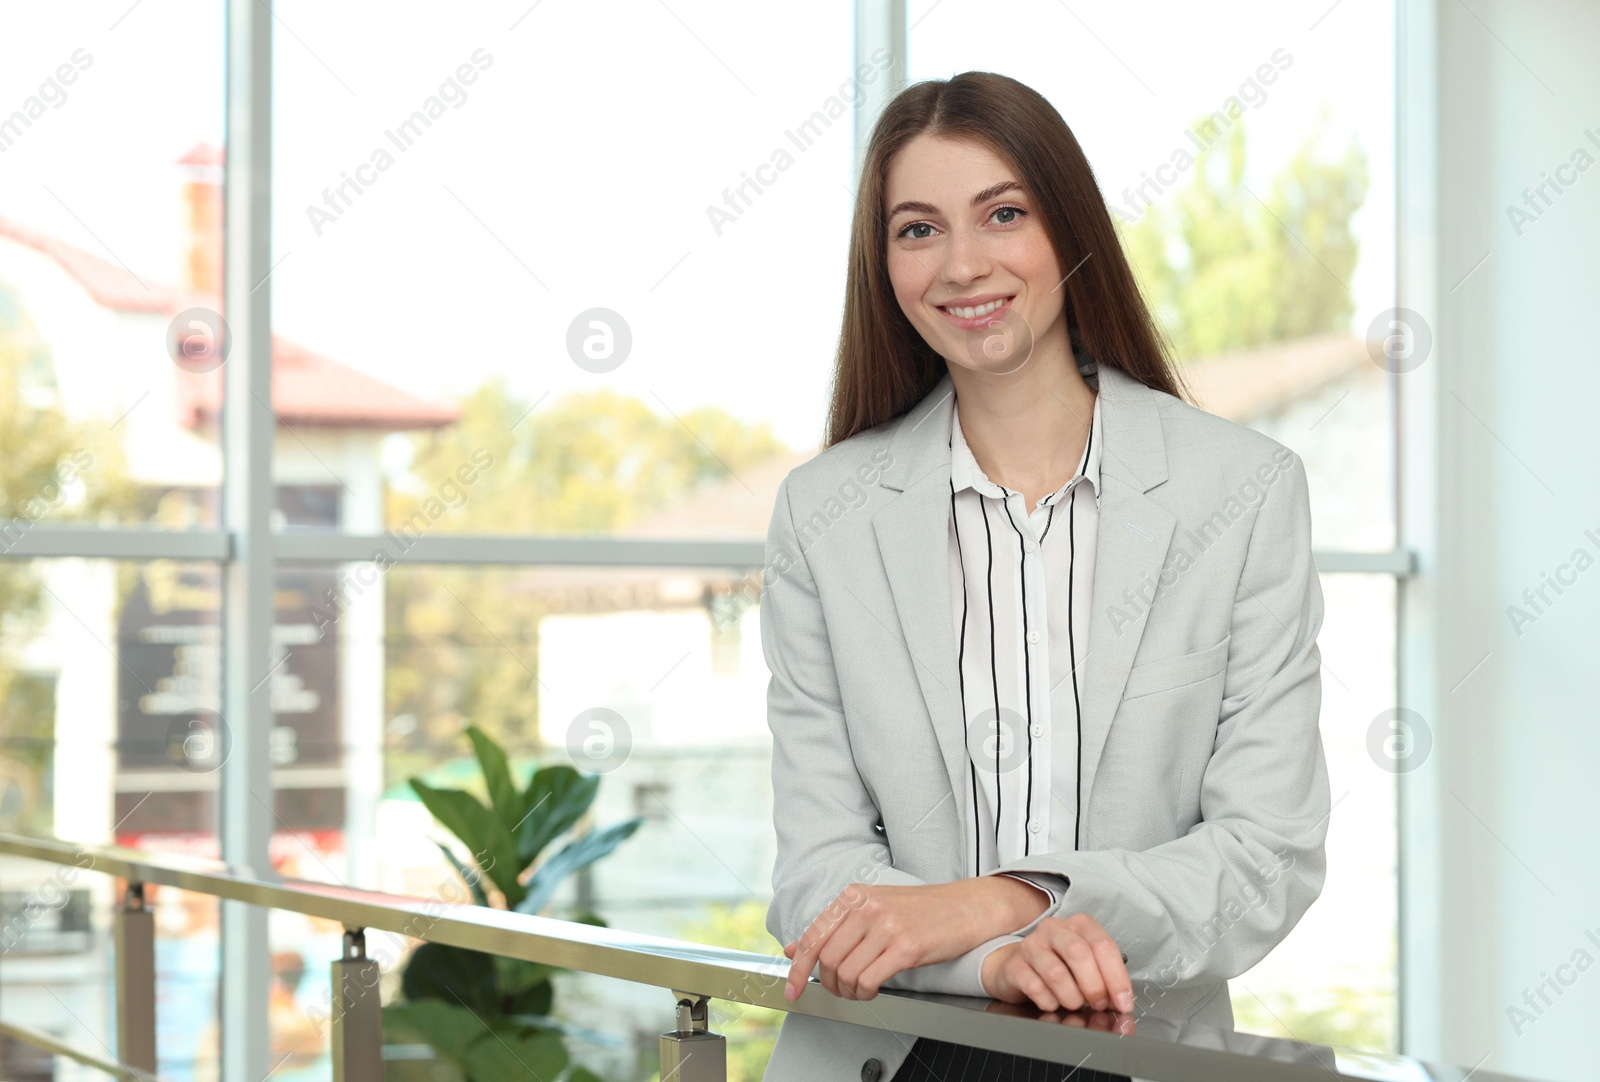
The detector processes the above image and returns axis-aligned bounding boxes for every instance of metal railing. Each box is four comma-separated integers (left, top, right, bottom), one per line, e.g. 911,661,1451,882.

0,832,1536,1082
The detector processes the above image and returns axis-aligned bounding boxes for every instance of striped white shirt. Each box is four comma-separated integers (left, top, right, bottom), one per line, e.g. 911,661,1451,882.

947,390,1102,911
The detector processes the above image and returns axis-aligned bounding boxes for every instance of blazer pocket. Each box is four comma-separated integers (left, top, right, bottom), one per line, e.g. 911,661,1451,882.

1121,634,1231,702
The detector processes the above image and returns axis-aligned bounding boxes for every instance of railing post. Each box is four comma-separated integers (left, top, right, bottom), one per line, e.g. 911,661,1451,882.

114,882,157,1072
330,928,383,1082
660,990,726,1082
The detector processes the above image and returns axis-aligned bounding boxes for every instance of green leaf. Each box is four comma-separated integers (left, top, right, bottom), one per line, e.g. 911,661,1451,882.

515,766,599,868
459,1024,568,1082
411,778,525,906
465,725,520,826
507,1015,624,1050
514,818,643,916
382,999,483,1067
436,841,489,908
495,954,558,1016
400,942,499,1017
505,977,553,1017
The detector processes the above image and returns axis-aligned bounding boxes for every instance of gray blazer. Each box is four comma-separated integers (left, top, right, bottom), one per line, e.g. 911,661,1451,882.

758,363,1331,1081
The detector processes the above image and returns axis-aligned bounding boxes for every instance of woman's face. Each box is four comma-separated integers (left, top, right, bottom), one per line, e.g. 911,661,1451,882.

883,133,1066,377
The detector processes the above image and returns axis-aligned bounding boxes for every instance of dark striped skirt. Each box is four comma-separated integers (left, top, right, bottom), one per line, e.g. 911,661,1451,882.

889,1035,1132,1081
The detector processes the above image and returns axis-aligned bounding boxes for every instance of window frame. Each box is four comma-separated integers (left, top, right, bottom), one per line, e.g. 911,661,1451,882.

0,0,1413,1074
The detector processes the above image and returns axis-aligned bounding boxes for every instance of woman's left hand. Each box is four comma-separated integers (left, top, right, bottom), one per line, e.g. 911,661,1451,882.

980,913,1134,1013
782,877,1042,1001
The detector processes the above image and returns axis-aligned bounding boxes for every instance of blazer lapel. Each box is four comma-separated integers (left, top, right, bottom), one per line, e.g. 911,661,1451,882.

1076,369,1177,822
870,378,972,861
870,365,1178,860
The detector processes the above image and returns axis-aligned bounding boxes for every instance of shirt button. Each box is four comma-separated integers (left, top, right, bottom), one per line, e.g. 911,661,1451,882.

1029,823,1042,834
1027,631,1040,645
1031,725,1043,737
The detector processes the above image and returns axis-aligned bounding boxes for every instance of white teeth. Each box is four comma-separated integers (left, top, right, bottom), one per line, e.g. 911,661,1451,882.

945,298,1008,319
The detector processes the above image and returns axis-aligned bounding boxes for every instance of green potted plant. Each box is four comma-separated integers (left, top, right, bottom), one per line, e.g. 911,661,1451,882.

382,725,643,1081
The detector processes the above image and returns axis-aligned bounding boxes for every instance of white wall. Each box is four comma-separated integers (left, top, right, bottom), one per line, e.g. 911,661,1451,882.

1400,3,1600,1078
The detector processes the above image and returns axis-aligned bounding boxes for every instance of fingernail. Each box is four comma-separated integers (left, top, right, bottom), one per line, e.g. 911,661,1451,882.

1093,998,1108,1011
1116,991,1133,1011
785,981,796,1001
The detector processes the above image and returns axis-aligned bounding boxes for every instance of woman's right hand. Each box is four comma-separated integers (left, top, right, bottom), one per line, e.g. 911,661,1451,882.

980,912,1135,1014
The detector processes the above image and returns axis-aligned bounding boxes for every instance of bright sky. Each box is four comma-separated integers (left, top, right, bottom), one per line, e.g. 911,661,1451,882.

0,0,1393,453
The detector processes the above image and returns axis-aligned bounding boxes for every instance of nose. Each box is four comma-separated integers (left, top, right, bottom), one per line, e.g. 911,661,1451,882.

938,224,990,289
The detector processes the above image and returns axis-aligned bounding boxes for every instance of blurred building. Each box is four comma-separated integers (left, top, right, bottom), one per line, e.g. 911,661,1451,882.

0,144,456,1080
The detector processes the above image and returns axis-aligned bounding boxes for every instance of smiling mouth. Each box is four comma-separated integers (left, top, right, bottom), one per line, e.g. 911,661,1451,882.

938,295,1015,327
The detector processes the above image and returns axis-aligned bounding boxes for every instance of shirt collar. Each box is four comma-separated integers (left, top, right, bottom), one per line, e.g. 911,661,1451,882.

949,391,1102,509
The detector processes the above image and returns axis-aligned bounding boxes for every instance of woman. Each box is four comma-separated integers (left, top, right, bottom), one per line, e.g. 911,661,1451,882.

758,71,1331,1082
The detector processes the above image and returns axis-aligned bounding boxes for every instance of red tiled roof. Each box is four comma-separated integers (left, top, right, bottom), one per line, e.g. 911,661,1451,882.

623,449,817,540
0,212,188,314
1178,333,1373,424
0,212,459,430
176,335,460,430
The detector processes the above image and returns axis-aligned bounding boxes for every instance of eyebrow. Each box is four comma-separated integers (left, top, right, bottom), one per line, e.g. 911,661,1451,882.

886,180,1028,223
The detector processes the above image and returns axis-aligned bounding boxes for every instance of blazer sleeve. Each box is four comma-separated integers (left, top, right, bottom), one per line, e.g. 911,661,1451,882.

761,471,1010,998
986,451,1332,991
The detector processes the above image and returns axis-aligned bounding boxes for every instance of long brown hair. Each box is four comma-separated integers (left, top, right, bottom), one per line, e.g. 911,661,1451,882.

824,70,1191,449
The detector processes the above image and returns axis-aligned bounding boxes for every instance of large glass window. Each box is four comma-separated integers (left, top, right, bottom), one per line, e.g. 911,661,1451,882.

0,2,1408,1079
269,0,857,538
0,3,225,530
0,558,222,1079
